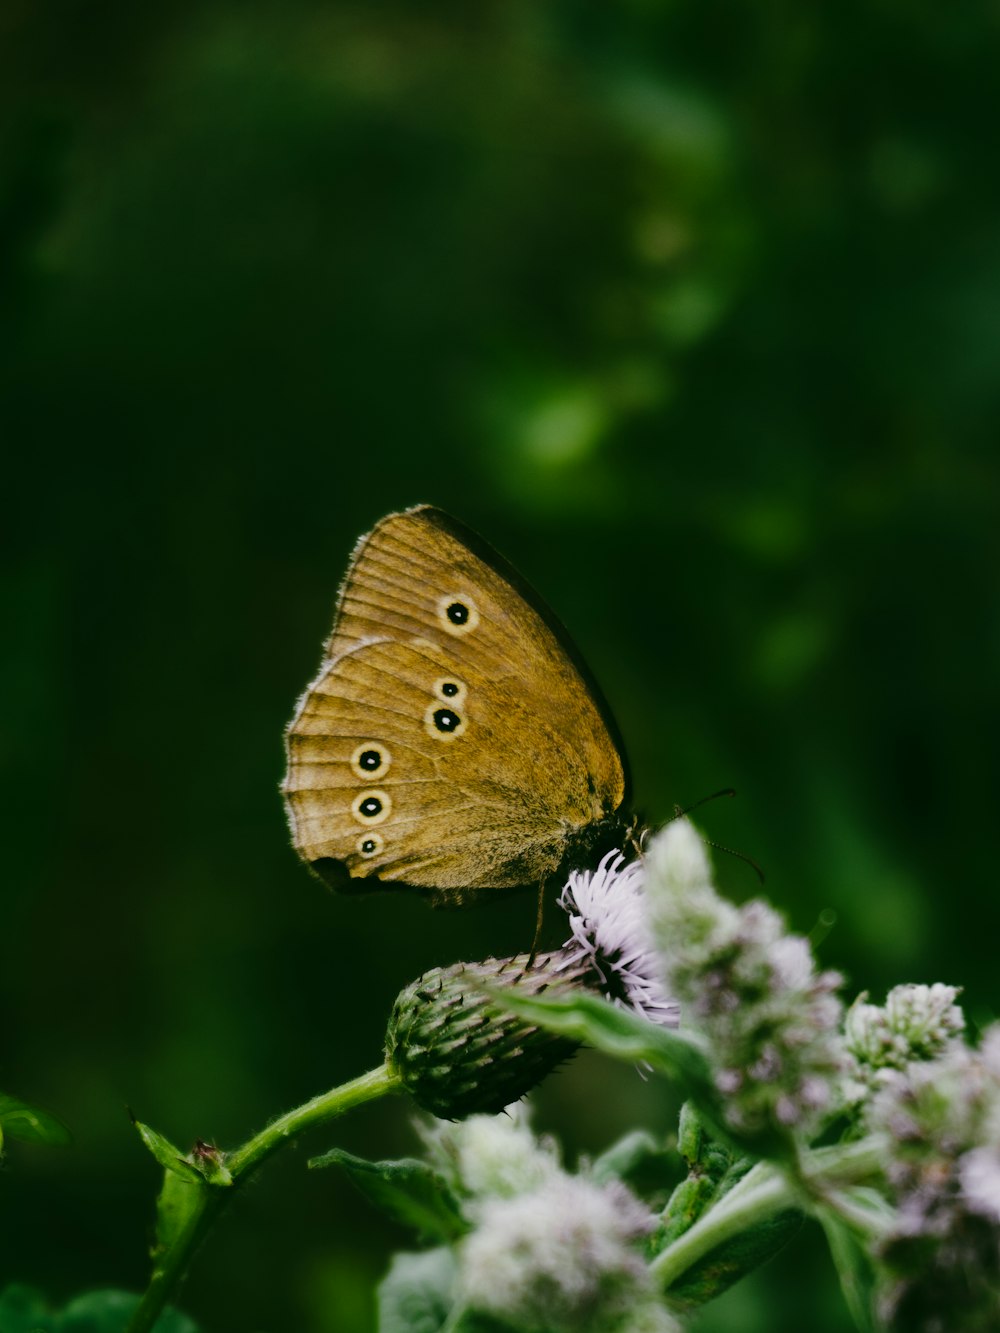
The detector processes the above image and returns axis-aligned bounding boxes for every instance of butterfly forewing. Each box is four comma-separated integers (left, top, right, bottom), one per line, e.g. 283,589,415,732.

283,505,626,900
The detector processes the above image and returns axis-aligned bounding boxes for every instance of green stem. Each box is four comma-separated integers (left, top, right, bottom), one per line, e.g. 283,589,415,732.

650,1135,886,1295
126,1062,402,1333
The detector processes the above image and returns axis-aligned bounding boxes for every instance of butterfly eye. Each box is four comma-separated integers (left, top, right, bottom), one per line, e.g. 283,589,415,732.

357,833,383,858
424,703,467,741
433,677,467,706
350,742,391,779
351,789,391,825
436,594,480,636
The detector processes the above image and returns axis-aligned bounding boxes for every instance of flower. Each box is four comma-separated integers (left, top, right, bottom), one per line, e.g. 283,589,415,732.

843,983,965,1104
558,849,680,1029
385,951,587,1119
419,1101,560,1201
643,820,845,1143
432,1111,672,1333
416,1109,679,1333
868,1026,1000,1331
385,848,680,1121
458,1174,671,1333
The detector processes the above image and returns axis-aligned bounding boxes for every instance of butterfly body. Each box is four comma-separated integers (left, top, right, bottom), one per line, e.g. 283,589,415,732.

283,506,629,904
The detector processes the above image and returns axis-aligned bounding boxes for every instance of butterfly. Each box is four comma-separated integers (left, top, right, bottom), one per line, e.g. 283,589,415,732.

282,505,631,905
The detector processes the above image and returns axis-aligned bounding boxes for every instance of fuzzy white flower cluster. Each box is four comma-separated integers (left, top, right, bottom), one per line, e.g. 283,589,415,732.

868,1026,1000,1330
642,821,845,1141
843,983,966,1103
420,1109,680,1333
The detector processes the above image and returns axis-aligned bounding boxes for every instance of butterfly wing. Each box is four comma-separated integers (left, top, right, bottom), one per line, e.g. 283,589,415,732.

282,505,627,900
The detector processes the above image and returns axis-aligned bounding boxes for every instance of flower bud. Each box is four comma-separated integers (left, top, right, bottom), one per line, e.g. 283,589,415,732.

385,951,589,1119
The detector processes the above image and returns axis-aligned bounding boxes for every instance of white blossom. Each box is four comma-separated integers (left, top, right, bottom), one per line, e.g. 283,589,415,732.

457,1172,669,1333
418,1102,559,1202
642,820,844,1140
844,983,965,1099
869,1029,1000,1330
959,1145,1000,1223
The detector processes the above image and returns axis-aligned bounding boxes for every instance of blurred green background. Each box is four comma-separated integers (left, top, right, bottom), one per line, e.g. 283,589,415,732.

3,1,998,1329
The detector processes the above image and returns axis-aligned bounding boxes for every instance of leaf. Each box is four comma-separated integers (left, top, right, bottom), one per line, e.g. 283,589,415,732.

491,989,727,1131
310,1148,467,1242
0,1094,71,1147
656,1174,721,1252
0,1284,54,1332
818,1191,887,1333
494,988,711,1078
57,1290,200,1332
0,1288,200,1333
677,1101,730,1175
665,1207,804,1312
377,1248,457,1333
653,1106,755,1256
679,1101,747,1183
129,1115,202,1183
590,1129,673,1188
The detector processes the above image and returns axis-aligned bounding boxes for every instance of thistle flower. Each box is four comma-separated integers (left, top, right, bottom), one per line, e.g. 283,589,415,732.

385,849,678,1120
868,1026,1000,1331
643,820,845,1143
558,849,680,1029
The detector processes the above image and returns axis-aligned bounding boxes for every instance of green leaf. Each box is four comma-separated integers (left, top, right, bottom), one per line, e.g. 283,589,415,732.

654,1105,778,1271
818,1189,889,1333
665,1207,804,1312
491,988,725,1126
377,1248,457,1333
0,1288,200,1333
130,1115,202,1183
592,1130,677,1205
57,1290,199,1333
310,1148,467,1242
0,1094,71,1147
656,1174,720,1252
590,1129,674,1189
676,1101,732,1175
0,1284,54,1332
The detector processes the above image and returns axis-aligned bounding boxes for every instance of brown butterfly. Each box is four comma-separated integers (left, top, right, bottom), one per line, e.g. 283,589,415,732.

282,505,630,904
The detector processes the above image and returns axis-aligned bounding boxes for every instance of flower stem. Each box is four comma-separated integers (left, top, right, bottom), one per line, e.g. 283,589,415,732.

650,1135,886,1295
126,1062,402,1333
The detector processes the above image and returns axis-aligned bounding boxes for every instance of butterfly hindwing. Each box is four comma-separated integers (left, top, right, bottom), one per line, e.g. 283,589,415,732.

283,506,627,900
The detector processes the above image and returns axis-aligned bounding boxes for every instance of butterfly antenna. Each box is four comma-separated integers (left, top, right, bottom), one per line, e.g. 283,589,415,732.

670,789,765,884
703,837,766,885
671,787,737,821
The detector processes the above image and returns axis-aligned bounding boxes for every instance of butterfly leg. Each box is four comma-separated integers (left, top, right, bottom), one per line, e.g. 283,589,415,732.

527,879,547,967
626,816,646,859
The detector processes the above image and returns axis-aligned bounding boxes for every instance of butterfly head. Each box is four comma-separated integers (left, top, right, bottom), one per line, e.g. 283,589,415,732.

556,809,642,883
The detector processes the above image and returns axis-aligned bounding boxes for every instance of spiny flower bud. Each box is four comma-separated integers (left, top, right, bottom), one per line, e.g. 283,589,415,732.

385,952,589,1120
